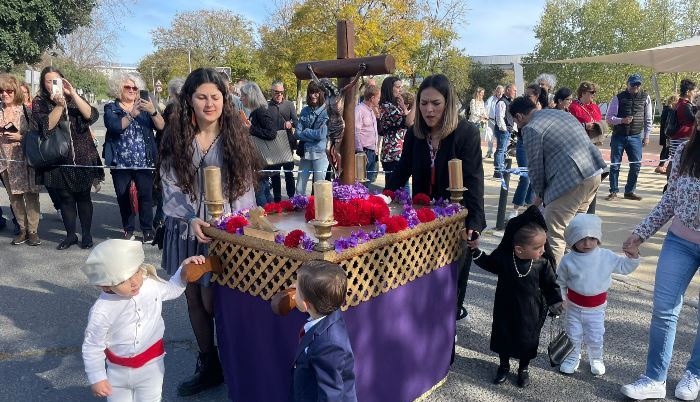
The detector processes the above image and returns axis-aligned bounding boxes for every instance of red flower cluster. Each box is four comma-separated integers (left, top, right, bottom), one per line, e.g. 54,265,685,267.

379,215,408,233
412,193,431,206
305,195,389,226
416,208,436,223
284,229,305,248
263,200,296,214
224,216,249,233
382,189,395,200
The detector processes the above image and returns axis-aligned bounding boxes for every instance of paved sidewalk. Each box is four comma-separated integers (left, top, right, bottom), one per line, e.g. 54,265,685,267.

0,122,696,401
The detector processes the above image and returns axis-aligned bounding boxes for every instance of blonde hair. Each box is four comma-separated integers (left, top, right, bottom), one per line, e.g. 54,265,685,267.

666,94,680,107
108,72,147,98
413,74,459,141
363,84,380,100
0,74,24,105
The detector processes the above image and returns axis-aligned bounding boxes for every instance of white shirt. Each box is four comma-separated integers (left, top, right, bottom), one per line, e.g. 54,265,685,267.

82,266,186,384
556,248,639,305
486,95,499,120
303,315,327,334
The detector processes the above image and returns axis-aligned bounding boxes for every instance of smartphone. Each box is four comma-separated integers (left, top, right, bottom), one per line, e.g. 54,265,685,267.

470,231,480,241
139,90,150,101
51,78,63,96
3,122,18,133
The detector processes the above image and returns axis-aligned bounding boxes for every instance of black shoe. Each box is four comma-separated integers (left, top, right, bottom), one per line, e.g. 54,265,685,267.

177,350,225,396
80,235,94,249
142,232,154,244
605,192,617,201
57,235,79,250
517,369,530,388
0,217,6,230
493,172,502,179
494,365,510,384
456,306,468,321
123,231,135,240
624,192,643,201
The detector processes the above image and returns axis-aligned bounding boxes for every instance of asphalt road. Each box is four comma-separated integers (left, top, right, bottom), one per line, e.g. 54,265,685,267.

0,112,697,401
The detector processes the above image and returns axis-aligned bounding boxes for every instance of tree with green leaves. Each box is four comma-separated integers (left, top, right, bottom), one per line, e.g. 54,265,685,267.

0,0,97,70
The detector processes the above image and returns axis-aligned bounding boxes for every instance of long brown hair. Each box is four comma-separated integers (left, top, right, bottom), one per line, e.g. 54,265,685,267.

679,131,700,178
159,68,260,201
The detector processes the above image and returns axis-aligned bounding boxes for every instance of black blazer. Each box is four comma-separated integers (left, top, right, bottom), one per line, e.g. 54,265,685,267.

291,309,357,402
249,106,276,140
386,119,486,232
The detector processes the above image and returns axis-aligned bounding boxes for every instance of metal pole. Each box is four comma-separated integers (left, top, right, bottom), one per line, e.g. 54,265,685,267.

495,158,512,230
151,66,155,93
188,50,192,73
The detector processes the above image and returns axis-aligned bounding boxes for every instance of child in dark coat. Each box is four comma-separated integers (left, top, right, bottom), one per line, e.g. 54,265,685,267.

291,260,357,402
467,205,563,387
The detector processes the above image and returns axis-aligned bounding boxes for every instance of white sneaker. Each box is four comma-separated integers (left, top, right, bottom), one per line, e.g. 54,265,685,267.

675,370,700,400
559,353,580,374
507,210,519,220
590,359,605,376
620,375,666,400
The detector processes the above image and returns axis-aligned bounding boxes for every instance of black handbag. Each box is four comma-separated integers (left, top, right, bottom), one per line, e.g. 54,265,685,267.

250,129,294,166
547,314,575,367
22,105,74,169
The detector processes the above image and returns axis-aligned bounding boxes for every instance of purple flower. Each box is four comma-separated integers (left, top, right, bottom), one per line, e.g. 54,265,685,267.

301,235,316,252
394,187,411,205
334,238,349,253
332,182,369,202
401,205,420,228
235,227,244,236
274,233,285,244
369,223,387,239
434,197,448,208
354,229,370,243
290,194,309,210
443,203,461,217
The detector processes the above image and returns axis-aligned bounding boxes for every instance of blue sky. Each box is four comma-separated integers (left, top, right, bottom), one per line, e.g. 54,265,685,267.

115,0,545,64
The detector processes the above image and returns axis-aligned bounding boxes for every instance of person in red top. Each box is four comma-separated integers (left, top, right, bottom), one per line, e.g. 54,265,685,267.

668,79,696,161
569,81,602,131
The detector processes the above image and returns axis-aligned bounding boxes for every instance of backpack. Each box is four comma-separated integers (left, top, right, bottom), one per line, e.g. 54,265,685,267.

664,104,678,138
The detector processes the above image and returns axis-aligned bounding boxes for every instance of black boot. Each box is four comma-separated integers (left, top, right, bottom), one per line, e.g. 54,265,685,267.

517,368,530,388
177,349,225,396
493,364,509,384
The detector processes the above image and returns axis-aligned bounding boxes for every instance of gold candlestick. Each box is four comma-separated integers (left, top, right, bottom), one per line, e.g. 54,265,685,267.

311,219,338,252
447,187,467,204
205,200,225,221
203,167,225,221
448,159,463,189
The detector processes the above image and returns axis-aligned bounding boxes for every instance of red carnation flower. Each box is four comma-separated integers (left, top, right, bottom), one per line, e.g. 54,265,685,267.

279,200,294,212
284,229,305,248
264,202,283,214
412,193,431,206
416,208,436,223
225,216,249,233
304,197,316,221
379,215,408,233
382,189,395,200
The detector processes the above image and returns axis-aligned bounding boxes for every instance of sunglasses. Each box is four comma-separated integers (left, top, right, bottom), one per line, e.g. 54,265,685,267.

273,90,285,95
123,85,138,92
631,83,642,87
0,89,15,95
588,91,597,95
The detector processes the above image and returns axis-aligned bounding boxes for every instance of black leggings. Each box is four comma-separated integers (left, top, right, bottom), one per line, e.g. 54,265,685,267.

56,188,93,238
500,354,531,370
184,283,216,353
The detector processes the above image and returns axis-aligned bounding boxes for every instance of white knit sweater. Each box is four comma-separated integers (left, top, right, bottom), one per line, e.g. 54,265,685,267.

556,247,639,303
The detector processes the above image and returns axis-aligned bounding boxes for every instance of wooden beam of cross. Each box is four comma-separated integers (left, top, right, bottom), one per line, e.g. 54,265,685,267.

293,21,395,185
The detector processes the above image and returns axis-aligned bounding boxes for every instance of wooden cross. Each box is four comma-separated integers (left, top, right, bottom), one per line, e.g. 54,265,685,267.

294,20,395,185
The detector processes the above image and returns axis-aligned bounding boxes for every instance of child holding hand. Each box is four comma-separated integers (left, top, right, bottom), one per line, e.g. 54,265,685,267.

81,239,206,401
467,206,563,388
556,213,639,376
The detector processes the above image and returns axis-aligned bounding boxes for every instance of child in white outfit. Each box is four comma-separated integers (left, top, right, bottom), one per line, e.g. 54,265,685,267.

556,213,640,376
81,239,204,401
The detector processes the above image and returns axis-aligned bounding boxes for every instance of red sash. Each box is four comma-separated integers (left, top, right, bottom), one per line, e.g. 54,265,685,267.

567,289,607,308
105,339,164,368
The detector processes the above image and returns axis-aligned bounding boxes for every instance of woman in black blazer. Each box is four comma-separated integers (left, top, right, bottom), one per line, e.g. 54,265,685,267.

386,74,485,320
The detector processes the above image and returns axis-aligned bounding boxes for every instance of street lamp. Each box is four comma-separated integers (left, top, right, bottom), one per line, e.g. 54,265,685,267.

151,66,155,93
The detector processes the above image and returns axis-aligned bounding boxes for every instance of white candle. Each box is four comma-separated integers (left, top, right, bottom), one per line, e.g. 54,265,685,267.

314,180,333,221
448,159,463,189
355,153,367,181
204,167,223,201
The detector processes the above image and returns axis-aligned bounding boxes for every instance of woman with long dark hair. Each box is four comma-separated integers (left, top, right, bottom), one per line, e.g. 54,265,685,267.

32,66,103,249
620,130,700,400
385,74,486,321
159,68,259,396
295,80,329,195
379,76,414,185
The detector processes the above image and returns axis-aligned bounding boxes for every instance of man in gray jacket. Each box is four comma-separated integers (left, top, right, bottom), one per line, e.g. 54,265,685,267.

509,96,607,264
268,80,299,201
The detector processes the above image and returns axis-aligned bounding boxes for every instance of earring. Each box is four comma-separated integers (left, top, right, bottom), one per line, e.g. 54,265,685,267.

190,109,196,127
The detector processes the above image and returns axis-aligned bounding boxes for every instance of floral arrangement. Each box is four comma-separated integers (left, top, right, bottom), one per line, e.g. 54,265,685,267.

305,195,390,226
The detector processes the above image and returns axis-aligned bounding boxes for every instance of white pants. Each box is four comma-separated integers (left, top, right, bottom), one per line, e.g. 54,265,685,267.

106,357,164,402
565,301,606,360
483,122,495,153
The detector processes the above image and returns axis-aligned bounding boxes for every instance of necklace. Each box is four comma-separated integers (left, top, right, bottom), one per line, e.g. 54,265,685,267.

512,252,533,278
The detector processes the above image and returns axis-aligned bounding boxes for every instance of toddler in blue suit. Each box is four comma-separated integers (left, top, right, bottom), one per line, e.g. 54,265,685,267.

291,260,357,402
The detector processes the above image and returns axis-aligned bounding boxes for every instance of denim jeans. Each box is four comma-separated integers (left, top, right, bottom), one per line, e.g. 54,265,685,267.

645,232,700,382
512,137,532,206
493,129,510,174
255,177,273,206
364,148,378,183
296,157,330,196
609,133,642,194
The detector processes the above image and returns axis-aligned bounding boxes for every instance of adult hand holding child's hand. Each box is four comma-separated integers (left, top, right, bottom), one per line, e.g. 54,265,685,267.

548,302,564,316
91,380,112,398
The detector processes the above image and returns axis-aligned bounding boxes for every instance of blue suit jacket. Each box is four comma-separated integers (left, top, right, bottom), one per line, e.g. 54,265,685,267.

291,309,357,402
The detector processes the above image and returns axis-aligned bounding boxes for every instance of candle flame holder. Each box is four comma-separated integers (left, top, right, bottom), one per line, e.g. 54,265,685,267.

447,187,467,205
310,219,337,252
205,199,225,221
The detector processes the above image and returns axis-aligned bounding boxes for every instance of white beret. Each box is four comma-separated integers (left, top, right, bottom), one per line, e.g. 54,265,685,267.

564,213,603,247
82,239,146,286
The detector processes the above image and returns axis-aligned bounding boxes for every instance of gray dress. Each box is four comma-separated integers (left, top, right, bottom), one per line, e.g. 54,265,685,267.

161,137,256,275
